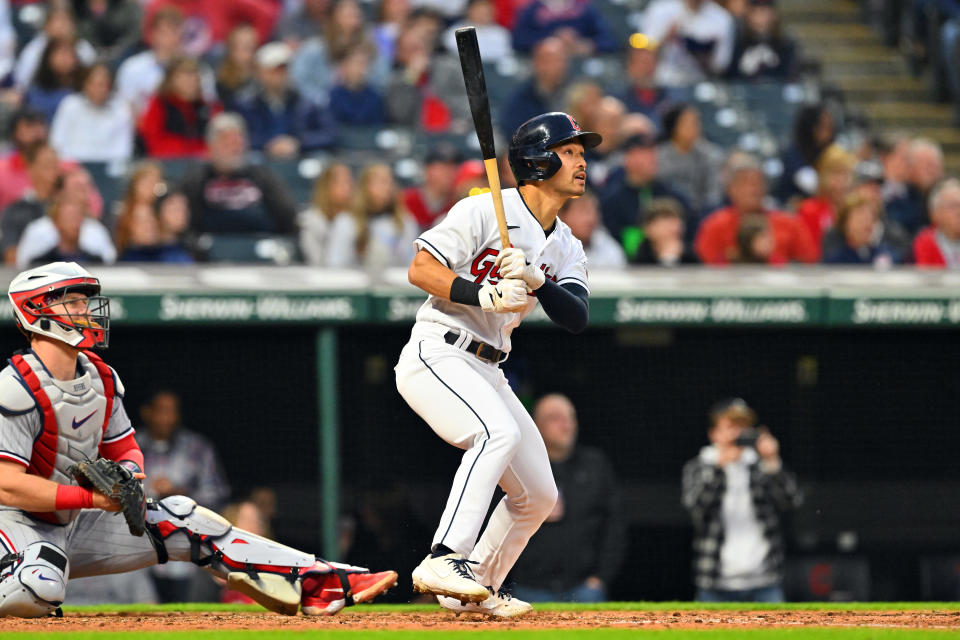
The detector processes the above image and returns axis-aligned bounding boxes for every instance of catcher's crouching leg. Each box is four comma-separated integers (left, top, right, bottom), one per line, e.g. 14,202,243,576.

145,496,397,616
0,542,68,617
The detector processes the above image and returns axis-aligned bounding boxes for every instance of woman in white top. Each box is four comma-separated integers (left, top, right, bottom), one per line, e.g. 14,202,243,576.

50,62,135,163
356,163,419,270
299,162,357,267
16,194,116,268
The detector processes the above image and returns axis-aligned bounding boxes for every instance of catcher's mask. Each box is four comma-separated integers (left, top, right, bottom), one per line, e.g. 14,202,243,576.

8,262,110,349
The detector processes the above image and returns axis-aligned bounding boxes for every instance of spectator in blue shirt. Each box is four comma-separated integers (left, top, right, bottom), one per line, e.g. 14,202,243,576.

823,193,902,266
512,0,616,54
233,42,336,158
499,37,570,139
620,34,668,128
26,37,84,123
330,44,386,125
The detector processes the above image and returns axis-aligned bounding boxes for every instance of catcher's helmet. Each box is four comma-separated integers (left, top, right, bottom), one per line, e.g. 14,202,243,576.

8,262,110,349
508,112,602,183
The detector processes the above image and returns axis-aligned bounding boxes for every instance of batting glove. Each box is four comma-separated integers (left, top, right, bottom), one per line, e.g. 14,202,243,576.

479,278,528,313
495,248,546,291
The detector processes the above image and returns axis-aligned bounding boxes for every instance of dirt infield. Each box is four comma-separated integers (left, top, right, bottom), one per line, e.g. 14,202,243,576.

3,609,960,631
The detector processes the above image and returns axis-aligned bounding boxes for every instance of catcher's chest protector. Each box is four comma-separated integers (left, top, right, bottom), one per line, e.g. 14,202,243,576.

9,351,114,524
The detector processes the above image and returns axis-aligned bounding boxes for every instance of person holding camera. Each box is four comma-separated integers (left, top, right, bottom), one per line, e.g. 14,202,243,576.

681,398,802,602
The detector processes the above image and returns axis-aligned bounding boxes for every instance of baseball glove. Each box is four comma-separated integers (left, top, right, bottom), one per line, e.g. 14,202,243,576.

68,458,147,536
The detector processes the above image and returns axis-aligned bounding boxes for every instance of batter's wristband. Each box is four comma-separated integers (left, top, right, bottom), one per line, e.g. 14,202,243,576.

449,277,483,306
56,485,94,510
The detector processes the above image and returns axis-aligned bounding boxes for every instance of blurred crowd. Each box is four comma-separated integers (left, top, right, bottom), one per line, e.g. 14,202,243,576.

0,0,955,270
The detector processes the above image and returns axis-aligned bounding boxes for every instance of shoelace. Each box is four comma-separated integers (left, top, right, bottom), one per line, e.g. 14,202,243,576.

445,557,481,581
485,585,514,601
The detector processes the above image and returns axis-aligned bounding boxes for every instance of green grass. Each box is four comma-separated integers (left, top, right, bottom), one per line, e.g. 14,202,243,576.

2,631,959,640
57,601,960,614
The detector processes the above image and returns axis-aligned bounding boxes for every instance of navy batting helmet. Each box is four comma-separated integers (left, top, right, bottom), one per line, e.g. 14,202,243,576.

508,112,602,183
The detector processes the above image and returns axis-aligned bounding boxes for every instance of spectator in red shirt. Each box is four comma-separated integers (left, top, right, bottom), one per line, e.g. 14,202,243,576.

695,153,817,265
143,0,279,57
913,178,960,268
796,144,857,258
138,56,221,158
0,107,103,215
403,144,459,229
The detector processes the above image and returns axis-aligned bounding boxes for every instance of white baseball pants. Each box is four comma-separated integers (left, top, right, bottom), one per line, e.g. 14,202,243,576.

395,327,558,590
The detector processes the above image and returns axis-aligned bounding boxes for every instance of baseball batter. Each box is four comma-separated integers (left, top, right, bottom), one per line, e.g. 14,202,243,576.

395,112,600,617
0,261,397,617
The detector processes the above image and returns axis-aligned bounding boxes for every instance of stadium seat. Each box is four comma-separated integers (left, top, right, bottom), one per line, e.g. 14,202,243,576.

195,234,302,264
265,158,315,208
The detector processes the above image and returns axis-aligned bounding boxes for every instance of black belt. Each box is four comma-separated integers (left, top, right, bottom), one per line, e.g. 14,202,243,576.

444,331,507,364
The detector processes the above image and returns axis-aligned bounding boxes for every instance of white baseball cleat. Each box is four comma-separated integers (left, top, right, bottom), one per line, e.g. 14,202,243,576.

411,553,490,603
437,588,533,618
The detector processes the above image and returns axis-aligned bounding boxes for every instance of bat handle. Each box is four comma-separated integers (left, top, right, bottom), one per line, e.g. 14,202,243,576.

483,157,510,249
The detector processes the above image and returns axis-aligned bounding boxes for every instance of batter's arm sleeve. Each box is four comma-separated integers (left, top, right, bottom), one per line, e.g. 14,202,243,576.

536,280,589,333
681,457,725,529
595,462,628,585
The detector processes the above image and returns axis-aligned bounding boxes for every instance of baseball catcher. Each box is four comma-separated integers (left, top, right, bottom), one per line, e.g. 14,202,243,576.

0,261,397,617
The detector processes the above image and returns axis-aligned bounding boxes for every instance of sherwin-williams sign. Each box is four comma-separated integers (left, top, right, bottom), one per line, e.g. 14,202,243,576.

41,293,960,327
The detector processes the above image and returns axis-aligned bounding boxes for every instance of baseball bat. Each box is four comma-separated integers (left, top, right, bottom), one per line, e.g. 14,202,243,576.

455,27,510,249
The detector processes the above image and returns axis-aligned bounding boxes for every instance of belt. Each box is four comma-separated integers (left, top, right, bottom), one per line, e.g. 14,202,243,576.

444,331,507,364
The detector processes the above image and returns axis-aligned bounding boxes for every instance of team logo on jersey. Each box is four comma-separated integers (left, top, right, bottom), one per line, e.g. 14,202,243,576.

470,248,558,288
471,248,503,284
71,410,97,430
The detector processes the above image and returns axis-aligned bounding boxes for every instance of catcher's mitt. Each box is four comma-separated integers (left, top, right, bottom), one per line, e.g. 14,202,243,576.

68,458,146,536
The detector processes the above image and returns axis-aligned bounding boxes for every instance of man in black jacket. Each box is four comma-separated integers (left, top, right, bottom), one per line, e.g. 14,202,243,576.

600,132,692,257
509,394,626,602
179,113,297,238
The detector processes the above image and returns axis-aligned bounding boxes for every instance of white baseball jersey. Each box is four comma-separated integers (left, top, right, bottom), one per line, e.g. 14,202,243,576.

413,188,589,352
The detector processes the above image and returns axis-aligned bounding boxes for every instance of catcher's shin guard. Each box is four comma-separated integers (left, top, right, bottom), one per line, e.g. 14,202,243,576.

146,496,316,614
0,542,68,618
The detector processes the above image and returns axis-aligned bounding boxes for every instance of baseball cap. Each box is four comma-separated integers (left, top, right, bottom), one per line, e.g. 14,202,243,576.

425,143,461,165
622,132,657,151
454,160,485,187
709,397,757,426
256,42,293,69
854,160,885,185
